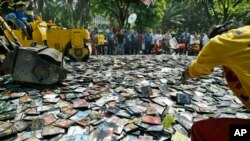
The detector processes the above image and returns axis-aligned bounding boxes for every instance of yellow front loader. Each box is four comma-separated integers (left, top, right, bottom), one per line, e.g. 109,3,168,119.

4,18,91,61
0,16,67,85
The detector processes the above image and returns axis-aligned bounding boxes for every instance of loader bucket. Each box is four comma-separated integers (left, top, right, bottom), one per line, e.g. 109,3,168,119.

0,46,67,85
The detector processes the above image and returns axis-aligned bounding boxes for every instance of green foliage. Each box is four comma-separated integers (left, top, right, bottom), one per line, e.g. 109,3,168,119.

180,2,211,33
34,0,90,28
162,0,250,33
34,0,64,22
134,0,166,28
91,0,166,28
161,0,187,32
195,0,250,24
91,0,140,28
33,0,250,32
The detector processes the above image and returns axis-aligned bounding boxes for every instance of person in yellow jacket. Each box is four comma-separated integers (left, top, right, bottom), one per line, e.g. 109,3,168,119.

181,23,250,141
97,30,105,55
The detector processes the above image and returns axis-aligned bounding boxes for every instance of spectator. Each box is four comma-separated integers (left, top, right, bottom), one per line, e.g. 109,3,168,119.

90,28,98,55
26,0,35,22
16,1,32,39
188,32,200,55
162,31,172,54
151,31,155,54
181,28,191,54
16,1,27,24
144,31,152,54
201,33,209,49
107,28,115,55
131,29,138,54
124,29,132,54
152,30,163,54
169,32,179,55
116,30,125,55
97,30,105,55
178,40,186,55
1,0,30,39
136,31,143,54
0,0,18,28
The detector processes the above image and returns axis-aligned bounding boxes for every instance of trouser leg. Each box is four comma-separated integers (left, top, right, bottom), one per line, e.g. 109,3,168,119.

101,45,105,55
110,43,114,55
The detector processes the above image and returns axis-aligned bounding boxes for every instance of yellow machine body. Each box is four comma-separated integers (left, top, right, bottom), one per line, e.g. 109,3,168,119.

4,19,91,60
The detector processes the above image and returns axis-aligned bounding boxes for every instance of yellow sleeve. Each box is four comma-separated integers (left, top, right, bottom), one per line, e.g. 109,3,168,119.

188,39,223,77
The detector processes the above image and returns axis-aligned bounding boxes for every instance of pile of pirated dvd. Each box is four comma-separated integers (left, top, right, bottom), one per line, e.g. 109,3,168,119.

0,55,248,141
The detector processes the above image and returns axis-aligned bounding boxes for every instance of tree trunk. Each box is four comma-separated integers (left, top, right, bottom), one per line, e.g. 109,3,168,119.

201,1,212,25
67,0,73,6
118,16,125,28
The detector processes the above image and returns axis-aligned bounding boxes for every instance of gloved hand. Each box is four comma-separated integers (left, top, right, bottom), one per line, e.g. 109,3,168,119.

181,68,191,84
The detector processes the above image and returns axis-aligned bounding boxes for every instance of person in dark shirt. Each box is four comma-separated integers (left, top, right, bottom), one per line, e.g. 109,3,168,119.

107,28,115,55
131,30,138,54
144,31,152,54
0,0,15,15
0,0,19,27
25,0,34,22
116,30,125,55
0,0,17,27
181,28,191,54
0,0,27,31
0,0,31,39
124,29,132,54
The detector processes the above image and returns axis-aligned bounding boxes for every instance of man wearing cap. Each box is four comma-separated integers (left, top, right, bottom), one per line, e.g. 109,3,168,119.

16,0,31,39
181,20,250,141
16,1,27,23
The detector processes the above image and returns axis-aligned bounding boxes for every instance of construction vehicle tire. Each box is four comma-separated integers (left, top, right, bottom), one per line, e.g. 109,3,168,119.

64,42,90,61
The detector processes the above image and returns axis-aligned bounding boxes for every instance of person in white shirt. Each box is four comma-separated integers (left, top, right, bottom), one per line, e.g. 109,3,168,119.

163,31,172,54
188,32,201,55
169,33,179,54
201,33,209,49
154,31,163,45
189,33,195,46
150,32,155,54
152,31,163,54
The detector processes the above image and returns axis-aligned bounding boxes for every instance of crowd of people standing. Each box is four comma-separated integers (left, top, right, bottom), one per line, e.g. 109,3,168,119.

90,27,210,56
